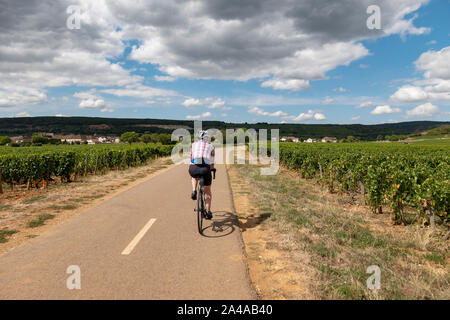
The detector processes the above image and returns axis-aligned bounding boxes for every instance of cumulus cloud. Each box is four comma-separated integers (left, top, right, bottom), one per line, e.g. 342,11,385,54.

334,87,347,92
322,97,334,105
182,98,203,107
357,101,373,108
73,89,98,100
0,0,175,108
371,105,402,115
390,85,428,102
391,46,450,104
156,97,172,104
248,106,288,117
129,21,370,85
146,97,172,107
74,89,114,111
186,112,212,120
0,0,432,113
13,112,31,117
101,85,178,99
261,79,311,91
313,112,327,121
415,46,450,80
406,103,440,117
207,98,226,109
284,110,327,121
384,13,430,38
425,80,450,93
0,88,47,107
79,98,106,109
249,106,326,122
124,0,427,89
351,115,361,121
101,107,115,113
154,75,177,82
182,97,230,110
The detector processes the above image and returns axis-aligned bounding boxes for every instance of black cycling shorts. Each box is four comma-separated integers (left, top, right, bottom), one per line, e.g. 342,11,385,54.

188,164,212,186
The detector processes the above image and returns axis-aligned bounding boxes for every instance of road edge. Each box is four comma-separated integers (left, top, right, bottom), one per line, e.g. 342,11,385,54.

225,164,259,300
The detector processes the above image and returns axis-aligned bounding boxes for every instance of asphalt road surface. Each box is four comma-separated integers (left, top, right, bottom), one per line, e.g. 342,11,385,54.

0,158,256,299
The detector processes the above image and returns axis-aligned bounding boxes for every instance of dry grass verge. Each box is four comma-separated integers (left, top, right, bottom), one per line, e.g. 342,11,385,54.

228,163,449,300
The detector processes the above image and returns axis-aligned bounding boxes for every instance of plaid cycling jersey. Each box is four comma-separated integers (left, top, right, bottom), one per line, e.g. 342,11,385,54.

190,140,215,165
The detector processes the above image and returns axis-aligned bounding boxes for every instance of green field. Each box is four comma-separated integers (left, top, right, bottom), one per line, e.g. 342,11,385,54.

408,138,450,146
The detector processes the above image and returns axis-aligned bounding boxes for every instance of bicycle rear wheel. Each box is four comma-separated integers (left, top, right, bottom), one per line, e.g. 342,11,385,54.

197,187,204,234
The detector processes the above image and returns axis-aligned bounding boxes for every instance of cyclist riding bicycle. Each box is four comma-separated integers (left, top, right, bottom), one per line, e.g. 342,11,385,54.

189,130,215,220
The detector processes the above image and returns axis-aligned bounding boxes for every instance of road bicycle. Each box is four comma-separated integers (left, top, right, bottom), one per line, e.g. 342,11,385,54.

195,168,216,235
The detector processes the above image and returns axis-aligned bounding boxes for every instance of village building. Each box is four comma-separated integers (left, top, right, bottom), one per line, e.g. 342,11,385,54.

10,136,31,143
280,136,300,143
60,135,83,144
321,137,338,143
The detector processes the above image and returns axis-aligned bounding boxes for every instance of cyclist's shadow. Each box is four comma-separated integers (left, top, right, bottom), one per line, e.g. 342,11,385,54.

200,211,238,238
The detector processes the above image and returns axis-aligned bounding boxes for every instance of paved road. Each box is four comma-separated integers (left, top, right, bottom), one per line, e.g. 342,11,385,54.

0,158,256,299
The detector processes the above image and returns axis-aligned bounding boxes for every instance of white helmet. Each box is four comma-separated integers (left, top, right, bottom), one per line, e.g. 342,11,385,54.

196,130,210,140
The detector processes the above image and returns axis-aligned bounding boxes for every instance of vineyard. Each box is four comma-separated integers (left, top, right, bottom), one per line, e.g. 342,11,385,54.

0,143,172,192
278,143,449,227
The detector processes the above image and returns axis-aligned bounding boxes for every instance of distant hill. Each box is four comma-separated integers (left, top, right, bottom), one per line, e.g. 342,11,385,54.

0,116,448,141
422,125,450,136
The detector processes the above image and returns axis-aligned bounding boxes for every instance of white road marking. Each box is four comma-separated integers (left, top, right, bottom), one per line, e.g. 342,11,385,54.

121,218,157,255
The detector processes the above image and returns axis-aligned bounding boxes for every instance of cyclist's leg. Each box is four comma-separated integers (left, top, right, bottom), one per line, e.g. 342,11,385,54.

204,185,212,212
191,177,198,192
203,168,213,212
189,164,200,200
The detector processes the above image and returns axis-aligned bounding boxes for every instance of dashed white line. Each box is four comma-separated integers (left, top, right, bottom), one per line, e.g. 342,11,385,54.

121,218,157,255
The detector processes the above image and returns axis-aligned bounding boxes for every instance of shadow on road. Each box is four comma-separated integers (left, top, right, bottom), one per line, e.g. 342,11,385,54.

201,211,239,238
201,211,273,238
238,212,271,232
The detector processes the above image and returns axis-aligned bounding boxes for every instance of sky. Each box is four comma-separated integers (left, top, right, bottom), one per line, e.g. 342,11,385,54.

0,0,449,124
